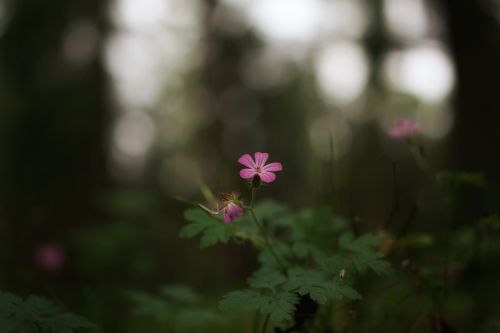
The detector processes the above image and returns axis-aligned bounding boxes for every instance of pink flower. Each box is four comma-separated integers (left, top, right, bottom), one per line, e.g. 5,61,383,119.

238,152,283,183
388,118,421,139
34,243,66,273
223,202,244,223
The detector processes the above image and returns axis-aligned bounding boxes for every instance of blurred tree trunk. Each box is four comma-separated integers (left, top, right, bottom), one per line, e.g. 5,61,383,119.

0,0,110,288
439,0,500,218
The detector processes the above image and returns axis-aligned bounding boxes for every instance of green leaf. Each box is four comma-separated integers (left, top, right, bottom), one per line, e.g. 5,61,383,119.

180,208,233,249
283,269,329,304
179,209,214,238
261,292,299,323
128,286,222,330
218,290,298,324
338,232,393,275
248,268,287,291
325,280,362,300
0,292,23,316
128,291,171,321
320,255,352,275
39,313,95,333
0,291,95,333
437,171,487,188
218,290,263,312
253,200,291,222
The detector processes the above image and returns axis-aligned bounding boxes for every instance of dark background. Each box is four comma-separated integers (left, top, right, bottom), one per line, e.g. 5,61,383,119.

0,0,499,331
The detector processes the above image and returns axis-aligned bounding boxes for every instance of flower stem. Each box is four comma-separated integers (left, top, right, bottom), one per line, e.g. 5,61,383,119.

261,313,270,333
249,209,287,271
252,310,261,333
250,188,257,208
249,188,287,271
408,141,433,179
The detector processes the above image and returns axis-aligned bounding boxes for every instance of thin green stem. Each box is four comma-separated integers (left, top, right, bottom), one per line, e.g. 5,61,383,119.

250,188,257,208
248,188,287,271
261,314,270,333
252,310,261,333
249,209,287,271
408,141,433,179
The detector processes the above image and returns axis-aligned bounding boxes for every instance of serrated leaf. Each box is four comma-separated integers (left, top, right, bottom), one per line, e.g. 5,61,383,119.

180,208,233,249
325,280,362,300
248,268,286,291
352,252,393,275
218,290,263,312
219,290,298,324
0,291,95,333
261,292,299,323
338,232,393,275
200,224,232,249
179,209,214,238
283,269,329,304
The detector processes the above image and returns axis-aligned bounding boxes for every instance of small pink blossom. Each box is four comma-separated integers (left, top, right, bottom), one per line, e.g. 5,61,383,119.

388,118,421,139
34,243,66,272
223,202,244,223
238,152,283,183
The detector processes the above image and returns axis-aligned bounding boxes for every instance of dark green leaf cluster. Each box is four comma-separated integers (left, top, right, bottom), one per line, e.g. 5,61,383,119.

0,291,95,333
218,289,299,324
181,200,393,328
128,285,221,332
338,232,393,275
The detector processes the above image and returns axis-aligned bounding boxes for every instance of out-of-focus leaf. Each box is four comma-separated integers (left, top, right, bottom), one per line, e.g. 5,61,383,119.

0,291,95,333
437,171,488,188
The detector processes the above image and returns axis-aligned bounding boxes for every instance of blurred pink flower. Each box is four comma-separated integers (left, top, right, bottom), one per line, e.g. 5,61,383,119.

388,118,421,139
238,152,283,183
34,243,66,272
223,202,244,223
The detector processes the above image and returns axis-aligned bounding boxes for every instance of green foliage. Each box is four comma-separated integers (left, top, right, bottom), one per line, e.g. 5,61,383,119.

0,291,95,333
179,209,233,249
338,232,393,275
218,289,299,324
283,268,361,304
128,285,222,333
180,201,393,331
437,171,488,188
247,268,287,292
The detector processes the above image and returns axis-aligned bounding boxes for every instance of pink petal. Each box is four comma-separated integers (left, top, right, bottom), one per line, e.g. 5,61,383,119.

259,171,276,183
254,152,269,168
224,203,243,223
387,118,420,139
263,162,282,172
238,154,255,168
388,128,404,139
240,168,257,179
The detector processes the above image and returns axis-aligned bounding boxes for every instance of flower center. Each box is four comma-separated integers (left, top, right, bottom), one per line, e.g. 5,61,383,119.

256,167,262,173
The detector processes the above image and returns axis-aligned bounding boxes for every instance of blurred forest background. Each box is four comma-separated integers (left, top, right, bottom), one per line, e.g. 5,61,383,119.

1,0,500,332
